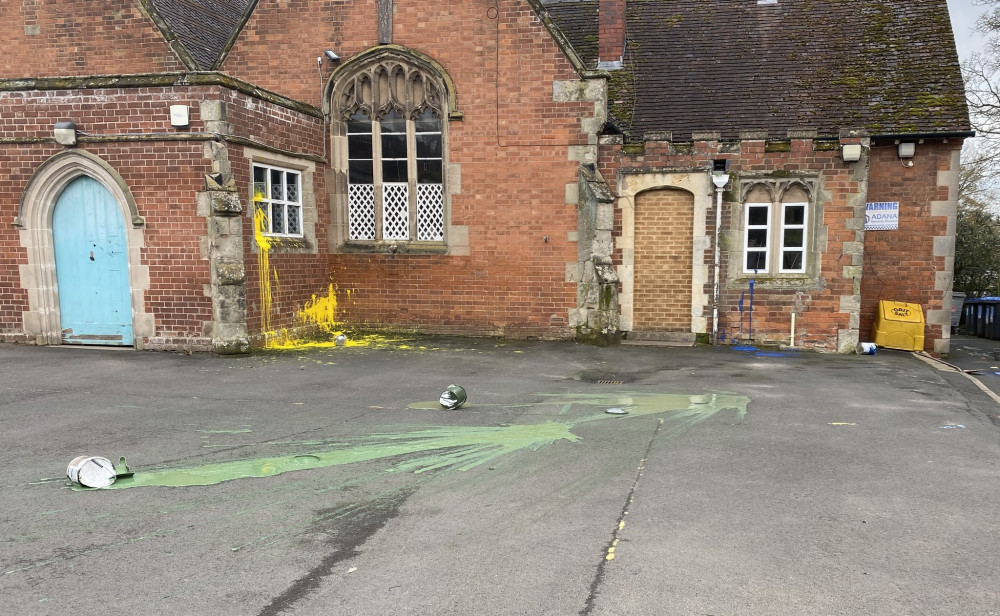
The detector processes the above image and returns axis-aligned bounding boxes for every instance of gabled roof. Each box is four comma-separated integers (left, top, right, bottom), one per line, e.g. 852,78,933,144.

542,0,971,140
140,0,256,71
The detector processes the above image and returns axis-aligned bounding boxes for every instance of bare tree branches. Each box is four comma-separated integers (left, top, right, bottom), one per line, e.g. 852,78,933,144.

954,2,1000,295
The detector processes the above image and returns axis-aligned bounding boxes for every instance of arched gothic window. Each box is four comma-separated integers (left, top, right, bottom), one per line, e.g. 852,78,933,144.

334,55,447,243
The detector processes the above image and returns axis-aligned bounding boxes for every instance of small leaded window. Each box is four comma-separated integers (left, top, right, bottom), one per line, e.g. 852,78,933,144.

253,163,302,237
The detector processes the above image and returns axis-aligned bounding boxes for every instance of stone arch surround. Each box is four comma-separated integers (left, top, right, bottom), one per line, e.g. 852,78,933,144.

15,150,153,347
616,172,714,334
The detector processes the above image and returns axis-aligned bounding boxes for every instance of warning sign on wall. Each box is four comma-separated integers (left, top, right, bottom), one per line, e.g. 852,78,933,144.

865,202,899,230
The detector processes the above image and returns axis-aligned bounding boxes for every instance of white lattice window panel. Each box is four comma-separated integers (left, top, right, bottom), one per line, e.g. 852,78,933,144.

417,184,444,241
349,184,376,240
382,183,410,240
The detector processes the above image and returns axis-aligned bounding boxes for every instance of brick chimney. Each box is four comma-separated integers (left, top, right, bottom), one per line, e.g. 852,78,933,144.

598,0,625,70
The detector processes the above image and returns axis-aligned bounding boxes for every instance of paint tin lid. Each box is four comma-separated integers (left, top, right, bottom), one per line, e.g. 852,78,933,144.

67,456,117,488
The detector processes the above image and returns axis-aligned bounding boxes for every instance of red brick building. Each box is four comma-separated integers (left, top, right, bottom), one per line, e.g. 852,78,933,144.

0,0,970,354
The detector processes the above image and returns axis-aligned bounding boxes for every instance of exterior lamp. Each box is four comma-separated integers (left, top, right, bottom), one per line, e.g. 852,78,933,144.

53,121,77,146
841,144,862,162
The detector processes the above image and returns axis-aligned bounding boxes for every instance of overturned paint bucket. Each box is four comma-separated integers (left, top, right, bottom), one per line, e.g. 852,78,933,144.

857,342,877,355
439,384,467,410
66,456,117,488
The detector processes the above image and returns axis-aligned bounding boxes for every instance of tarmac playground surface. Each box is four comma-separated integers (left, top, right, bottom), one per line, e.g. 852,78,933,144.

1,335,998,615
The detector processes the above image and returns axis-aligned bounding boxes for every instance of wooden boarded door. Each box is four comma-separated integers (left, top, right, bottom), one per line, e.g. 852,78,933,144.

633,189,694,331
53,176,133,345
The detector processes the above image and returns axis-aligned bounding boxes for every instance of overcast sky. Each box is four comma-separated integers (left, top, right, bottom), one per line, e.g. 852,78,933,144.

950,0,989,60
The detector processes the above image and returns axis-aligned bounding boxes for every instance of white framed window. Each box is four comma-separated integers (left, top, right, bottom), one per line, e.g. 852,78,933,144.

779,202,807,273
252,163,302,237
742,200,809,274
347,107,443,242
744,202,771,273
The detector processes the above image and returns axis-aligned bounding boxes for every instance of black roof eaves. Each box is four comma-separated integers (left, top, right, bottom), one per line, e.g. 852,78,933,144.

133,0,202,71
872,130,976,140
211,0,261,71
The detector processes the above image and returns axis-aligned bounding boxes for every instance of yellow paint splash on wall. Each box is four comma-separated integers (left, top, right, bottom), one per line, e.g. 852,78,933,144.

253,197,275,339
299,284,338,334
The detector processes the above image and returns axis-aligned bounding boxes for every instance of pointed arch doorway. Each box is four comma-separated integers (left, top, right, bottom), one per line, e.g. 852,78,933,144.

16,151,152,348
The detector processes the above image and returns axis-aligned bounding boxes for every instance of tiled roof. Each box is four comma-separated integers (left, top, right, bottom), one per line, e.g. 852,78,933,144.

543,0,971,140
146,0,255,70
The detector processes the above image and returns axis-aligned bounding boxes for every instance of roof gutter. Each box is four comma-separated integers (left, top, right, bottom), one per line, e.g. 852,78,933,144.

871,130,976,140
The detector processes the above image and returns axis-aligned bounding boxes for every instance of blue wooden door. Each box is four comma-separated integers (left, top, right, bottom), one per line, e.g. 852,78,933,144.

53,176,133,345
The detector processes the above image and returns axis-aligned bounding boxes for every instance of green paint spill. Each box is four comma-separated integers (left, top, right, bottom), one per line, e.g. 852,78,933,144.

196,428,253,435
103,392,748,490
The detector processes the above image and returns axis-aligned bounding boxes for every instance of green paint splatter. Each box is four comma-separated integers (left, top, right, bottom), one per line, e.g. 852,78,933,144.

103,392,748,490
195,428,253,435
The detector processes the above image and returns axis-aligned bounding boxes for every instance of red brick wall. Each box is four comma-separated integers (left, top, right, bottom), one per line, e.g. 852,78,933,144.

222,93,329,341
1,0,185,77
0,143,34,336
2,1,600,344
601,139,866,351
0,87,209,138
0,143,213,344
330,146,583,338
228,150,331,342
0,83,335,347
0,87,217,345
861,139,961,350
305,2,593,338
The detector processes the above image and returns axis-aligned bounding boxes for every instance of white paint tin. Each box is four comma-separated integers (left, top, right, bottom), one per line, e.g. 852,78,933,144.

858,342,877,355
66,456,117,488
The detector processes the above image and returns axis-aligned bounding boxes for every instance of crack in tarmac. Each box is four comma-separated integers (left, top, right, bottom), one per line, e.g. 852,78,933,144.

579,417,664,616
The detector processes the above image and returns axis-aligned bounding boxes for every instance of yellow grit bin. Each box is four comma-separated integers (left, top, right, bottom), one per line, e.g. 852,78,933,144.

871,300,925,352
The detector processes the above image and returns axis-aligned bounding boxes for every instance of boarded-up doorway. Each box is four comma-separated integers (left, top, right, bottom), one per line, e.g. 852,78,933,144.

633,188,694,331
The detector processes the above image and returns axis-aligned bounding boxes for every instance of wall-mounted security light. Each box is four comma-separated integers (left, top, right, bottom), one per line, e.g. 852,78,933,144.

841,144,862,162
169,105,189,127
898,142,916,158
53,121,77,146
324,50,340,63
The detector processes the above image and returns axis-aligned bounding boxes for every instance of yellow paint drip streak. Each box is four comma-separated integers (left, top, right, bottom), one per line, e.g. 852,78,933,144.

253,202,274,339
